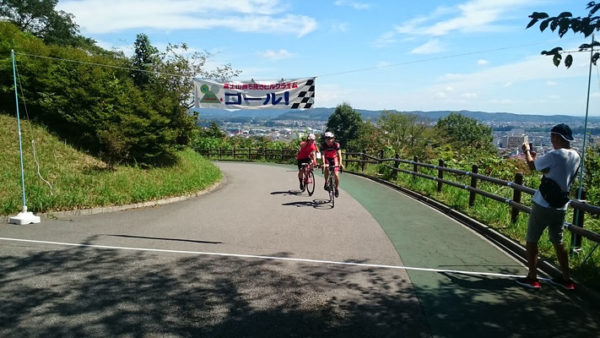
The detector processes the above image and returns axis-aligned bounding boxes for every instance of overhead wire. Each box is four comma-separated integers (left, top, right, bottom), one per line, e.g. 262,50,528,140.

14,39,565,81
14,51,189,78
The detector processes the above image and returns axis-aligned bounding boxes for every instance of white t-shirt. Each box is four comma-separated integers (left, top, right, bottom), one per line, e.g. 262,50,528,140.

532,148,581,210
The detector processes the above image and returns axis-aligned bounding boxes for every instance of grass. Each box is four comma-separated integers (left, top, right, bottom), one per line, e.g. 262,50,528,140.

348,160,600,292
1,113,221,215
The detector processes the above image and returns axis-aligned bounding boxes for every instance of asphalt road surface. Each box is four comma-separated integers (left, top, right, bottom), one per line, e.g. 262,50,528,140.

0,162,598,337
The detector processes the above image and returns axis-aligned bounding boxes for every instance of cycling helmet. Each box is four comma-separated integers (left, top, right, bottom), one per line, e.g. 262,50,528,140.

324,131,334,138
308,133,316,140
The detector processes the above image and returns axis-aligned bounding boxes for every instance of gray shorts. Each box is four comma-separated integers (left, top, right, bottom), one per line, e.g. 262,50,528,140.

526,202,567,244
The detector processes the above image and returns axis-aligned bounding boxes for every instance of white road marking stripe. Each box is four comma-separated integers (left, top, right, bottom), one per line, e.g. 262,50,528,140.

0,237,526,279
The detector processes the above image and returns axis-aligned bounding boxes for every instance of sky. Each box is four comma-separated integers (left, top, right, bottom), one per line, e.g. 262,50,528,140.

55,0,600,116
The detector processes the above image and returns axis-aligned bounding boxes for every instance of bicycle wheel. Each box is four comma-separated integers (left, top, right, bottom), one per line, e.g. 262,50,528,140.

328,176,335,207
306,170,315,196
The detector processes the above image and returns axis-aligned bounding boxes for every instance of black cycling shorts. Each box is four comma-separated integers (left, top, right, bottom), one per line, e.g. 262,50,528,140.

297,158,311,170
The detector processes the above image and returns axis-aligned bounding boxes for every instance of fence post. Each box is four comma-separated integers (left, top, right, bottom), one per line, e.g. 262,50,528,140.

510,173,523,223
233,146,236,159
412,156,418,180
361,150,366,172
344,151,348,168
218,148,222,160
281,148,285,162
437,159,444,192
378,150,384,164
248,147,251,160
392,153,400,180
571,189,587,252
468,165,478,207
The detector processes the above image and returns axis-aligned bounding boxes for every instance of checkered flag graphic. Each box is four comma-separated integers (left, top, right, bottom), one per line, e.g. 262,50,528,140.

291,78,315,109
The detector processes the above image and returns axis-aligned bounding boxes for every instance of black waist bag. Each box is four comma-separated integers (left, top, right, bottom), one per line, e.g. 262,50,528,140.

539,176,569,208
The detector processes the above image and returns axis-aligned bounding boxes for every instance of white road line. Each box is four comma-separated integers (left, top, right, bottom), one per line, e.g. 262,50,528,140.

0,237,526,279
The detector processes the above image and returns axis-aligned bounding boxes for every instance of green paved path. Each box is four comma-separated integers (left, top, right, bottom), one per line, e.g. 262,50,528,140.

342,172,599,337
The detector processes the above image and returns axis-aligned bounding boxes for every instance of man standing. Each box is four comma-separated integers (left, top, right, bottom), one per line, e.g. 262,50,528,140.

517,123,580,290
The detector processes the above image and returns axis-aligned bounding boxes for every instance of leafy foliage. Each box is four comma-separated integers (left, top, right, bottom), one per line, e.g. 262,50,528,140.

583,145,600,206
326,103,363,149
377,111,430,158
0,21,238,167
0,0,93,47
435,112,495,154
131,33,158,88
527,2,600,68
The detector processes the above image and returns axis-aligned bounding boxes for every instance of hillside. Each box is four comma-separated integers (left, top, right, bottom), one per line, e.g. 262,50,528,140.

1,113,221,215
193,107,600,126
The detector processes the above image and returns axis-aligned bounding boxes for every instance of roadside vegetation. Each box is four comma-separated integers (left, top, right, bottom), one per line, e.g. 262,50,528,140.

1,114,221,215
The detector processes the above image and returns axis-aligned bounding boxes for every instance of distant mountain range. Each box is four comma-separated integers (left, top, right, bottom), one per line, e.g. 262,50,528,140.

192,107,600,126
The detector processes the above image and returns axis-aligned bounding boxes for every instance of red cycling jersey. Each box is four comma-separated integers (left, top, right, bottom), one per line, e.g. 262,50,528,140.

297,141,317,160
320,141,340,159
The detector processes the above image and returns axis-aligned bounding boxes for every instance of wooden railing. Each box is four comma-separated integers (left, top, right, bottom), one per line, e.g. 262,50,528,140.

344,151,600,251
198,147,297,162
199,148,600,255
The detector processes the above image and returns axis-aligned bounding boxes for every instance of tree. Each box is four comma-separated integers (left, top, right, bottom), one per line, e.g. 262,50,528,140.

154,43,241,109
130,34,158,88
326,103,362,149
435,113,494,152
378,111,427,157
0,0,83,46
527,2,600,68
347,120,383,153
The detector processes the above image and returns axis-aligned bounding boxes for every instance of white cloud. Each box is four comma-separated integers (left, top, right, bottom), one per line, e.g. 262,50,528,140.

376,61,391,68
546,81,558,86
377,51,591,114
94,40,135,56
374,0,533,46
58,0,317,37
261,49,294,60
373,31,398,48
477,59,488,65
411,39,445,54
490,98,514,104
331,23,348,32
334,0,370,10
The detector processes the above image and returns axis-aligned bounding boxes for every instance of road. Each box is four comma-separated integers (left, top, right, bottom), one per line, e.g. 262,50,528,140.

0,162,598,337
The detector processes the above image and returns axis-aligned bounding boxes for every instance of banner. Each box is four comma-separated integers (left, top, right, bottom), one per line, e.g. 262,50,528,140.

194,77,315,109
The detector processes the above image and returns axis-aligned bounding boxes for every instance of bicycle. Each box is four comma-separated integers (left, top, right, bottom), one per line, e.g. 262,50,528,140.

301,162,316,196
323,165,342,208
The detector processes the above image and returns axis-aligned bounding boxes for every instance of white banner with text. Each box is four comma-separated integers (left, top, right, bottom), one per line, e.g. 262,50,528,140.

194,77,315,109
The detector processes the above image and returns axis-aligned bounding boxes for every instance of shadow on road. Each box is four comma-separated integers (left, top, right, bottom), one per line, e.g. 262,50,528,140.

0,239,429,337
281,200,332,210
270,190,303,196
104,234,223,245
1,237,598,337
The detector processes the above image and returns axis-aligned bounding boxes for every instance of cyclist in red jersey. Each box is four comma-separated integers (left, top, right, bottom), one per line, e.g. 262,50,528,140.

320,131,343,197
296,133,318,190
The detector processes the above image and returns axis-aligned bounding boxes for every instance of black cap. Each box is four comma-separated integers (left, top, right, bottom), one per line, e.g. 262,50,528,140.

551,123,574,142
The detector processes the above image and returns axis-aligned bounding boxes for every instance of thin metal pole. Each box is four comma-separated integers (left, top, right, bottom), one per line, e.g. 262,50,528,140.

11,49,27,209
577,34,593,200
571,35,594,253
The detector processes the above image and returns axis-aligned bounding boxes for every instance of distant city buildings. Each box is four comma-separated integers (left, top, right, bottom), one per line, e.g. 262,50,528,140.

201,114,598,155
